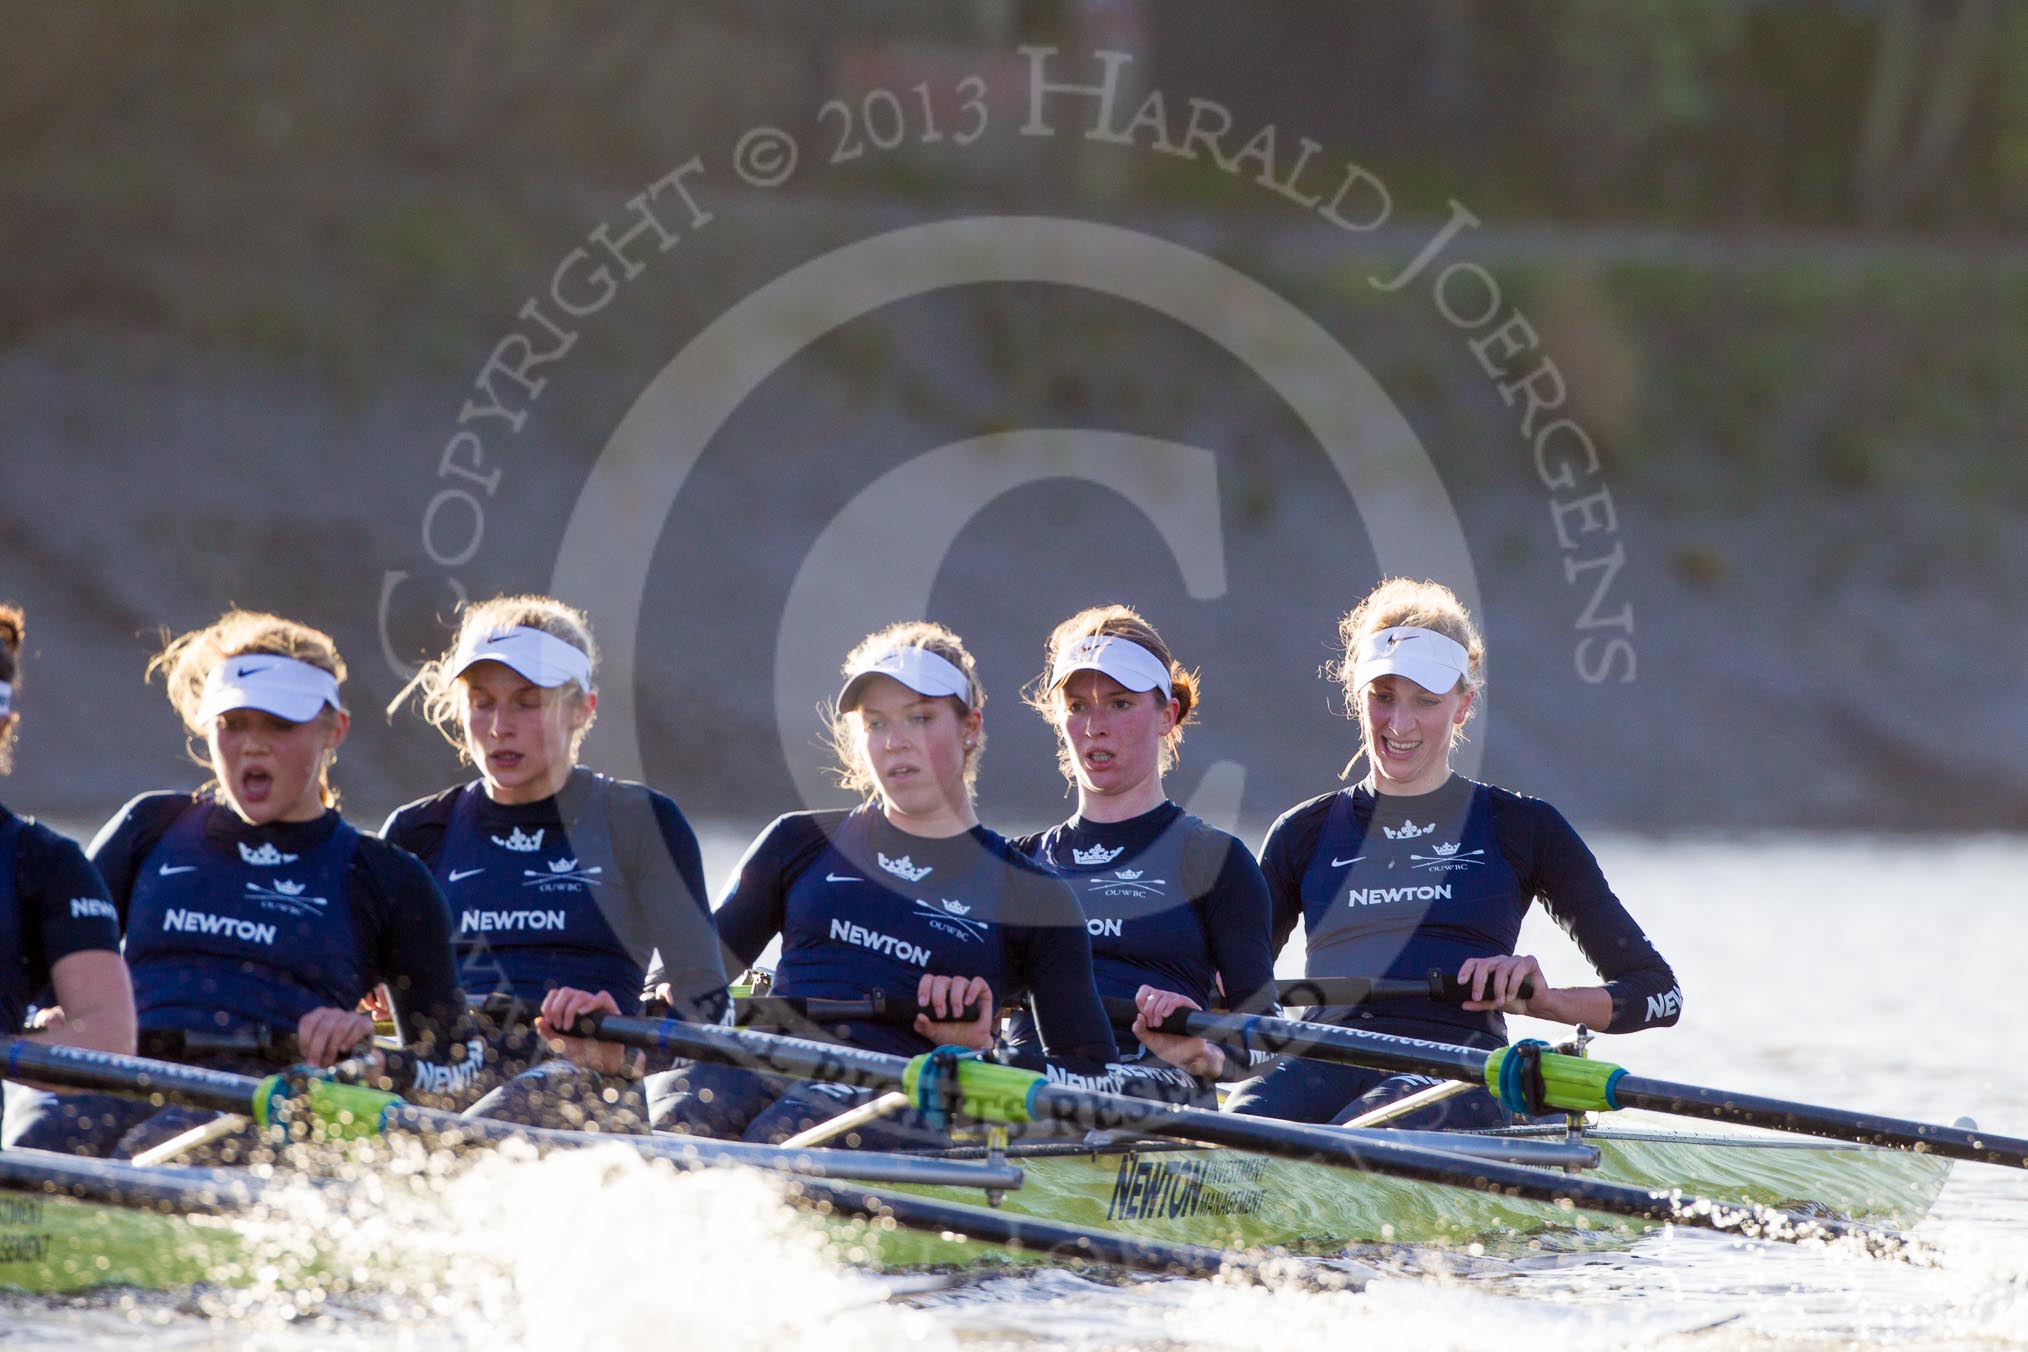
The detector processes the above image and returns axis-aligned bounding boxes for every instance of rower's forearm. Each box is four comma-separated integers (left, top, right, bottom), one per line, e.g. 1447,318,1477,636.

26,1007,137,1056
1185,1042,1225,1080
1537,985,1613,1029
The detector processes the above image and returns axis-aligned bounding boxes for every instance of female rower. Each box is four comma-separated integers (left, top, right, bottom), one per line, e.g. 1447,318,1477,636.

641,620,1117,1145
1227,578,1682,1129
16,610,484,1157
1012,605,1275,1100
0,604,138,1148
381,595,726,1129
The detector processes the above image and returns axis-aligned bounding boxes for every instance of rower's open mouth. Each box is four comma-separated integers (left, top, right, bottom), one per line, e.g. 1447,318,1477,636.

239,767,273,799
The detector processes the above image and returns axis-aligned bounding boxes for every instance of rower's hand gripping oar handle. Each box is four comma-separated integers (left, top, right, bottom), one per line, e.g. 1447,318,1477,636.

1098,997,1191,1037
1428,970,1536,1004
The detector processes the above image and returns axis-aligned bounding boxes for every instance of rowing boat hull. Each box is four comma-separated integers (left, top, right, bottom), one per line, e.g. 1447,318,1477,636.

0,1151,260,1294
852,1114,1956,1267
1,1114,1959,1289
1,1189,250,1293
0,1148,343,1295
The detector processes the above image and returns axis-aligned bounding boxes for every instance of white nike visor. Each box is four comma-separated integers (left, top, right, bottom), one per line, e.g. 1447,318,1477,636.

838,645,970,712
1048,634,1173,701
198,655,344,723
449,625,594,690
1350,625,1469,695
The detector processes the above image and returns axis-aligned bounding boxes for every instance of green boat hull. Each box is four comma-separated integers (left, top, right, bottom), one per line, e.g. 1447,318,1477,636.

1,1114,1959,1289
1,1189,248,1293
850,1114,1956,1267
0,1148,328,1295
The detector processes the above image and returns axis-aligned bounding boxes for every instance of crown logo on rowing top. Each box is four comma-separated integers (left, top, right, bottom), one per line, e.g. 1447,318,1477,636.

940,898,971,916
1432,841,1461,857
547,857,579,874
878,852,932,882
273,879,305,896
238,842,298,866
1072,843,1124,866
493,827,545,853
1384,821,1435,840
1114,868,1143,881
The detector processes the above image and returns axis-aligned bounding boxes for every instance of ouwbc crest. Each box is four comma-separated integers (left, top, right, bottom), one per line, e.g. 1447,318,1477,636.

912,896,990,943
1072,843,1125,866
523,858,604,887
244,877,328,913
492,827,546,853
1383,821,1434,840
239,842,299,866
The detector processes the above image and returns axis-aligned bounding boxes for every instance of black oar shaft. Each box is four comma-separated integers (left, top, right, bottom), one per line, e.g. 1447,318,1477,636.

1612,1075,2028,1169
0,1149,276,1216
1118,1005,2028,1171
3,1041,267,1115
608,1016,908,1091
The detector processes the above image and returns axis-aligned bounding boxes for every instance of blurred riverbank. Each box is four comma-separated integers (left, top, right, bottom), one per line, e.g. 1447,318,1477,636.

4,8,2024,836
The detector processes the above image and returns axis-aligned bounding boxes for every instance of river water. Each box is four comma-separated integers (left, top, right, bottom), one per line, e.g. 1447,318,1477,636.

5,833,2024,1350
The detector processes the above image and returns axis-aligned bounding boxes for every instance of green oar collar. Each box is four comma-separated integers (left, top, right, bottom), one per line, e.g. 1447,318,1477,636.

1483,1040,1628,1115
901,1047,1044,1128
251,1072,403,1140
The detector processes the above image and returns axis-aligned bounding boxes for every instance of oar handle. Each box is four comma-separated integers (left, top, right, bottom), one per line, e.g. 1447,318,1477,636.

1274,970,1536,1008
725,992,987,1031
137,1026,303,1064
1111,972,1542,1032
